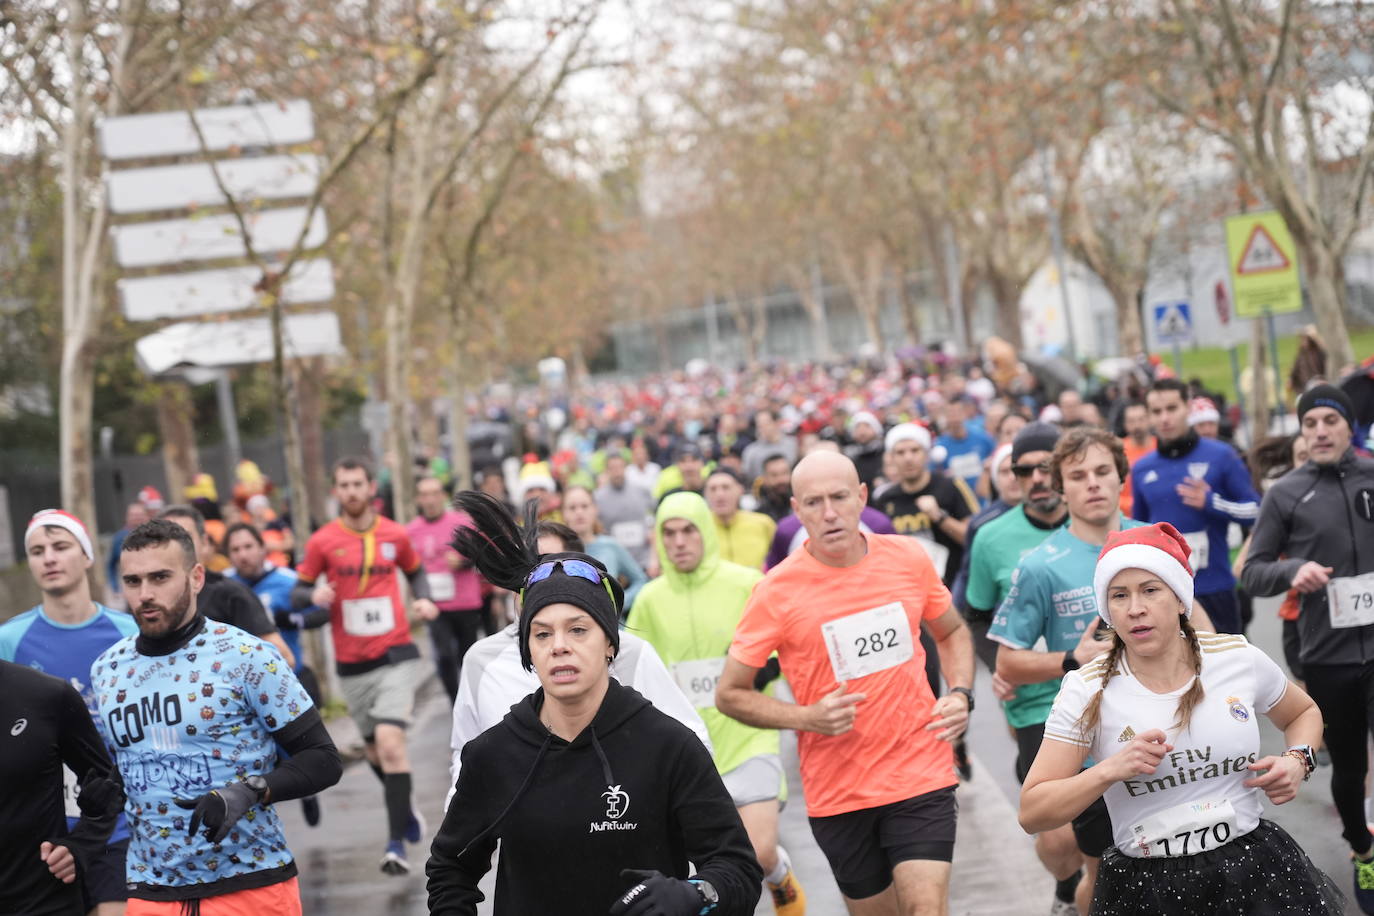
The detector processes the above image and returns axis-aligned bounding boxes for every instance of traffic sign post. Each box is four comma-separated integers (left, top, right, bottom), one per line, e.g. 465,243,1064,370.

1225,210,1301,419
1153,301,1192,375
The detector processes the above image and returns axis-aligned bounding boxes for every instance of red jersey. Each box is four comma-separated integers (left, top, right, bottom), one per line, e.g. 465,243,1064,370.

298,516,422,665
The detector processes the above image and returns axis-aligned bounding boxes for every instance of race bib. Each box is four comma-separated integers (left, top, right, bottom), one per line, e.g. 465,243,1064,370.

948,451,982,481
1181,530,1210,573
342,597,396,636
671,657,727,709
1130,798,1237,858
915,536,950,580
426,572,456,603
62,765,80,819
1328,572,1374,629
821,602,915,682
611,521,646,551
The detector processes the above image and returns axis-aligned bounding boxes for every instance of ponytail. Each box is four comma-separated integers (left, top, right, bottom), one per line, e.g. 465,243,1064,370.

449,491,541,592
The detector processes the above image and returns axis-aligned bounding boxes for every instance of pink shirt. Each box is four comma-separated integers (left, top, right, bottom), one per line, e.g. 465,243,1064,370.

406,510,483,611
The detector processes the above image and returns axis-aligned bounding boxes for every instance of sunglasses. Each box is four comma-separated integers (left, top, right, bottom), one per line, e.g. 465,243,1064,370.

523,559,617,606
1011,462,1052,478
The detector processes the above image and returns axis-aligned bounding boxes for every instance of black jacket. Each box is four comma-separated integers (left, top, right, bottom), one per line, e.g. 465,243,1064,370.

1242,448,1374,666
426,680,762,916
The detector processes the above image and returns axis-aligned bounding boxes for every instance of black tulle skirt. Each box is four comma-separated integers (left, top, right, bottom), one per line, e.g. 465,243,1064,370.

1089,819,1345,915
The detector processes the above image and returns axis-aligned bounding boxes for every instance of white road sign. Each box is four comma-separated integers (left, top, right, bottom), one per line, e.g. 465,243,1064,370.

99,100,314,161
111,206,327,269
117,258,335,321
135,311,343,375
105,154,322,215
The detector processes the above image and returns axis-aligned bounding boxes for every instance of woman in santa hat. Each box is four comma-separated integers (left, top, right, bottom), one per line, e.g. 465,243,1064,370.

1019,521,1342,914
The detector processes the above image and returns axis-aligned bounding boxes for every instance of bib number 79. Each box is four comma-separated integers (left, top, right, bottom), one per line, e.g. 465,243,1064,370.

1152,822,1231,857
854,628,899,657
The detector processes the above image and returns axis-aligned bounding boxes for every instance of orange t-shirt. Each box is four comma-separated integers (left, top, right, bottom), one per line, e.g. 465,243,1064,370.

731,534,955,817
1119,437,1157,515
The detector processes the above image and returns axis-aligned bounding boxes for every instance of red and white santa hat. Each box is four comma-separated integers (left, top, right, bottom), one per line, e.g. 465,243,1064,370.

1093,522,1194,625
25,508,94,559
1187,397,1220,426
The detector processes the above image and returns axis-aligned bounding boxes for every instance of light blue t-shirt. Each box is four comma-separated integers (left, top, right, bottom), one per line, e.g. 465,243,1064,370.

92,620,311,891
988,519,1145,725
1,603,138,838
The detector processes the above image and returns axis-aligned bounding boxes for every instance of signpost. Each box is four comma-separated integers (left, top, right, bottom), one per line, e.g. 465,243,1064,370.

1225,210,1303,420
1153,301,1192,375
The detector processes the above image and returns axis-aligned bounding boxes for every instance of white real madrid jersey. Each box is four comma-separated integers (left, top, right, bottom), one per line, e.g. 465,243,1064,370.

1044,633,1290,857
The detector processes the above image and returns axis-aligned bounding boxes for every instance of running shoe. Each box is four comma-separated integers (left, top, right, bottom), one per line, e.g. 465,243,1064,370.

769,868,806,915
1353,855,1374,914
1049,899,1078,916
380,840,410,876
301,795,321,827
404,807,426,844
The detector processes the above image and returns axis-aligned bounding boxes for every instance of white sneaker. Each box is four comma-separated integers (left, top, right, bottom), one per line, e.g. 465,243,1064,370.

1049,899,1078,916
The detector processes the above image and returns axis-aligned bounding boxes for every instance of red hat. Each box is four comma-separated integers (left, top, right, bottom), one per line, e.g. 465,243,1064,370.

1188,397,1220,426
1093,522,1195,625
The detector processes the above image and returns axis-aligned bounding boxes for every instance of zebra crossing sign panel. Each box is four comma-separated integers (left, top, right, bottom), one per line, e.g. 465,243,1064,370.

1153,302,1193,345
1224,211,1303,318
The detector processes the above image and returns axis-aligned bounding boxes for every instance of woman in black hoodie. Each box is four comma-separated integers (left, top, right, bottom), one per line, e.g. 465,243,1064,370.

426,492,762,916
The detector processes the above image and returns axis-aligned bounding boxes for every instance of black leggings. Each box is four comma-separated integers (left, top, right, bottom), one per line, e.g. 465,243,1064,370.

1303,661,1374,856
430,609,487,702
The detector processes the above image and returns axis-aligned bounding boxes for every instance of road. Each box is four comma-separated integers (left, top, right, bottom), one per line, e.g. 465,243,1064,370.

282,593,1362,914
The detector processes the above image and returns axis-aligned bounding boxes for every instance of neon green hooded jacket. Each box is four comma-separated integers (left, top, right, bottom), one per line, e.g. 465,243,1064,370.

630,492,781,776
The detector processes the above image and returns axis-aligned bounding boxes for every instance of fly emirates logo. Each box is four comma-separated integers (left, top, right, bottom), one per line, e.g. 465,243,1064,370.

1123,746,1258,797
589,784,637,834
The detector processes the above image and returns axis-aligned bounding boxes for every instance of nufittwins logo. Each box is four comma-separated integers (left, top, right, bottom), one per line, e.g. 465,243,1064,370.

589,784,637,834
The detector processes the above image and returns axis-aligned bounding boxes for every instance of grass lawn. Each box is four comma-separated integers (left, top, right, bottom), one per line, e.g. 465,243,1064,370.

1159,326,1374,407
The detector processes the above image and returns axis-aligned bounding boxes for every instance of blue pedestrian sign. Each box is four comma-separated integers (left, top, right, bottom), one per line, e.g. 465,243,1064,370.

1153,302,1193,345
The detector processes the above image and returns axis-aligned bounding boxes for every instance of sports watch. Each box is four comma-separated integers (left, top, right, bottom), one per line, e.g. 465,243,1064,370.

1284,745,1317,781
1062,651,1081,674
688,878,719,913
245,774,271,804
949,686,975,712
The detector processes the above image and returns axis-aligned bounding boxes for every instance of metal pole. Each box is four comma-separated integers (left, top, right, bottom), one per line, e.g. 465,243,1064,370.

1265,310,1287,418
215,370,242,475
1039,146,1079,361
1172,340,1183,378
1228,345,1248,444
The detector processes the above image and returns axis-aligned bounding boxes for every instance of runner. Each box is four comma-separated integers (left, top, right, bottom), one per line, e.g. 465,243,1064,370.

1023,523,1341,915
1241,384,1374,912
562,485,649,613
1132,378,1260,633
427,493,762,915
989,427,1146,915
705,466,777,570
950,443,1020,623
757,454,795,522
158,505,296,669
632,491,805,914
871,423,979,588
224,521,329,828
717,451,975,915
742,409,798,485
106,502,150,609
935,395,995,500
594,450,656,570
291,457,439,875
444,504,710,807
407,476,487,701
1,657,124,916
1117,401,1154,516
97,519,342,915
1,509,140,916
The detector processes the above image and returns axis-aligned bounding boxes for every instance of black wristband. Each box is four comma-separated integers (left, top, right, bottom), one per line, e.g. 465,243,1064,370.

1062,651,1081,673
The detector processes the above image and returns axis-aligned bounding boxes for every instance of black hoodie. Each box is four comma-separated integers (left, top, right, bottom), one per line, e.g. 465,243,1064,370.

426,680,762,916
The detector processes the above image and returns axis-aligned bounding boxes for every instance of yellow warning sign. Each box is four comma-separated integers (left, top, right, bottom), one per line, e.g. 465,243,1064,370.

1225,210,1303,318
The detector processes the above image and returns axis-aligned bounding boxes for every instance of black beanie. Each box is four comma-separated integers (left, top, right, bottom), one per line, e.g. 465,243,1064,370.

517,551,623,671
1297,384,1354,429
1012,421,1062,463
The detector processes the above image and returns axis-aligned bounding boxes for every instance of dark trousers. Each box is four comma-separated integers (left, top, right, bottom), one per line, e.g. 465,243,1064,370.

1303,661,1374,855
430,608,487,701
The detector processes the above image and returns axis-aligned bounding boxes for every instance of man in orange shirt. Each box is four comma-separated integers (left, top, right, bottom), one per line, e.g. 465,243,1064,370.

717,451,975,915
1118,401,1155,515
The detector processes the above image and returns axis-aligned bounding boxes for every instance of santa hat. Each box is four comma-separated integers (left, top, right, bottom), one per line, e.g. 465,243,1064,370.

25,509,94,559
1093,522,1195,625
1188,398,1220,426
884,422,931,454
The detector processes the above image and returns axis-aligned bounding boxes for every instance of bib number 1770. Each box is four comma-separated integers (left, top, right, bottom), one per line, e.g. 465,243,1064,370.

1150,822,1231,857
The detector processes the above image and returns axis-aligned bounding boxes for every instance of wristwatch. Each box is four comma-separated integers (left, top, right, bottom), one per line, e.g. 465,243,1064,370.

950,686,975,712
244,774,271,804
1284,745,1317,781
1062,651,1081,674
688,878,719,913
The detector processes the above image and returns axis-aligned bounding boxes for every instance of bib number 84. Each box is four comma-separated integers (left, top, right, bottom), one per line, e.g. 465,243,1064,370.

855,628,899,657
1152,822,1231,858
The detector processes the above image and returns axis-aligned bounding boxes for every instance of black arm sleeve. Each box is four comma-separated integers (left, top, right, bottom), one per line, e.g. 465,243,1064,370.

55,685,118,862
752,657,781,691
406,567,432,601
263,709,342,802
290,581,317,610
273,605,332,630
668,733,763,915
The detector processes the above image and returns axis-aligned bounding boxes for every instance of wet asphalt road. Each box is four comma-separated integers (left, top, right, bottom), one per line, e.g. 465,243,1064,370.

280,593,1364,914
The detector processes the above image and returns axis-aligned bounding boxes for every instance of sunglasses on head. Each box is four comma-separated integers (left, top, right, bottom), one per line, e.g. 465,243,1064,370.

523,559,617,606
1011,462,1052,478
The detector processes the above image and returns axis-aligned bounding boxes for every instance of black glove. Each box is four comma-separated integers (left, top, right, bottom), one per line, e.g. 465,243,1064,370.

76,767,125,820
174,782,260,843
608,869,703,916
273,609,305,630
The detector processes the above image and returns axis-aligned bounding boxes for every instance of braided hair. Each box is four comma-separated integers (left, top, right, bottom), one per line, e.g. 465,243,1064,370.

1075,612,1206,741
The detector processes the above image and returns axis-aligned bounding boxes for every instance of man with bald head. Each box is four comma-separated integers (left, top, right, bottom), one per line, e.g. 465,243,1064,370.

718,452,975,916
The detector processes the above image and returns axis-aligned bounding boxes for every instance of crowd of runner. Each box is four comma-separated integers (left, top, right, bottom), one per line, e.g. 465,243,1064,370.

3,345,1374,915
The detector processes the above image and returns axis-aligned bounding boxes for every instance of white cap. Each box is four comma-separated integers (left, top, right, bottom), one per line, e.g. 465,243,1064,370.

884,423,931,453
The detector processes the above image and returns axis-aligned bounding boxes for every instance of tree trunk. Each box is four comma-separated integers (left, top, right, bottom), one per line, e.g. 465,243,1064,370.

725,294,758,364
750,295,769,362
1110,282,1145,358
984,267,1024,350
786,263,831,361
1248,319,1271,440
156,381,200,500
295,357,328,526
59,339,98,533
446,360,472,492
894,271,920,347
1297,238,1356,372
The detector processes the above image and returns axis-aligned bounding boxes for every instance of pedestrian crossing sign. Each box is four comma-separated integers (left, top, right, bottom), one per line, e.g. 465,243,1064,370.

1153,302,1192,345
1224,210,1303,318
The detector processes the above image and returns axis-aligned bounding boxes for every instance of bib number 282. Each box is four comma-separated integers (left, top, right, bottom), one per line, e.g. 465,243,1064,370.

855,628,899,657
822,602,914,681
